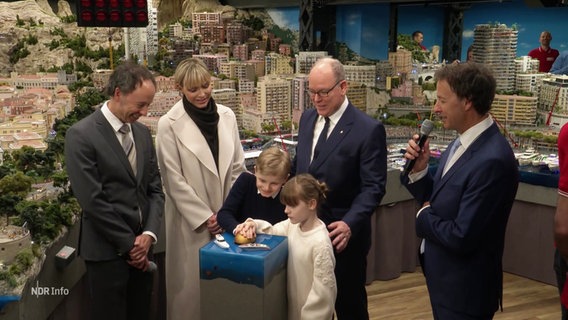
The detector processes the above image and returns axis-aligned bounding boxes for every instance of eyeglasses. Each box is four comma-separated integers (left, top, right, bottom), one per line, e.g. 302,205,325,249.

306,80,343,98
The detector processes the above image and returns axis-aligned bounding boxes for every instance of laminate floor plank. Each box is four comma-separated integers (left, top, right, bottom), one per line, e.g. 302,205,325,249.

367,270,561,320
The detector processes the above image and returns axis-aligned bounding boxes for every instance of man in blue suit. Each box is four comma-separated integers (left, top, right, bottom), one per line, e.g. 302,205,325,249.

403,63,519,319
292,57,387,319
551,50,568,75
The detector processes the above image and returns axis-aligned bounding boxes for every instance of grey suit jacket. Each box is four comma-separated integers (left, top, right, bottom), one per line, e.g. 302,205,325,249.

65,107,164,261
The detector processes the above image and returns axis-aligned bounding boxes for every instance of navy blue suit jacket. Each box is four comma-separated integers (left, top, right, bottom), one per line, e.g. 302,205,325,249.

405,123,519,316
292,104,387,235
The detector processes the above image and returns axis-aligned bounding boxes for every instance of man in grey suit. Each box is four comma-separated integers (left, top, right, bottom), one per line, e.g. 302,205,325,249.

65,62,164,320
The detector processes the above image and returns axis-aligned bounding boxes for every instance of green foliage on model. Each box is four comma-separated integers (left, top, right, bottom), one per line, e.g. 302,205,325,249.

242,16,265,31
382,117,420,127
0,171,33,226
25,34,38,46
178,17,192,28
513,130,558,145
269,25,296,52
15,15,25,27
8,39,30,64
422,82,436,91
397,34,429,63
240,129,258,139
0,88,102,290
336,42,359,63
280,120,293,133
46,39,60,51
0,245,42,289
14,198,78,244
261,123,276,134
60,15,77,24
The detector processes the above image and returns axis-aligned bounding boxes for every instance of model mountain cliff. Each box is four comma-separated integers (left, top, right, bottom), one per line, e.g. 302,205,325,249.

0,0,279,76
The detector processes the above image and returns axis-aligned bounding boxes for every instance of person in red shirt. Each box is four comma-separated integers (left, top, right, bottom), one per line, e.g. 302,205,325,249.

528,31,560,72
412,30,427,51
555,123,568,320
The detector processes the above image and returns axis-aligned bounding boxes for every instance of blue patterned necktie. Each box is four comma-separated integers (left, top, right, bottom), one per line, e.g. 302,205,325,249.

443,137,461,175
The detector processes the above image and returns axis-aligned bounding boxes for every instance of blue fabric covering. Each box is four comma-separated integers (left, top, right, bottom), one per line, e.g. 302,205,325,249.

200,233,288,288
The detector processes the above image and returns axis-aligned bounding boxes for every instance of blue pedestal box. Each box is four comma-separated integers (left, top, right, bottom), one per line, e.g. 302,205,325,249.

200,232,288,320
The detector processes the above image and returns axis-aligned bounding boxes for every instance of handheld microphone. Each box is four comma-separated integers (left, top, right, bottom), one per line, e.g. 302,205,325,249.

401,119,434,177
146,261,158,273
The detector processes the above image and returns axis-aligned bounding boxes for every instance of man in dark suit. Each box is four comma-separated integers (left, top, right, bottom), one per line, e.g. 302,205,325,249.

65,62,164,320
403,63,519,319
292,57,387,319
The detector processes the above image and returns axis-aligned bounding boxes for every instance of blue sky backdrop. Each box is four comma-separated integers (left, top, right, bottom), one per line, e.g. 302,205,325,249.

267,0,568,61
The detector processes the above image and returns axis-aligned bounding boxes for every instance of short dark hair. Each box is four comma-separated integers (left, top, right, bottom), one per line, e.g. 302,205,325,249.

434,62,496,115
412,31,423,39
104,61,156,97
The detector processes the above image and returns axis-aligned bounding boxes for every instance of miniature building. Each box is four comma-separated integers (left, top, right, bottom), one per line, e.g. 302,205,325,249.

192,12,222,35
265,53,294,75
541,75,568,128
212,88,241,125
473,24,518,92
256,75,292,132
492,94,538,126
388,49,412,75
295,51,329,74
345,65,377,87
0,225,32,265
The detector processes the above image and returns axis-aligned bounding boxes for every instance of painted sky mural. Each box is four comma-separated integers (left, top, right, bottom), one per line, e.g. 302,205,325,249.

268,0,568,61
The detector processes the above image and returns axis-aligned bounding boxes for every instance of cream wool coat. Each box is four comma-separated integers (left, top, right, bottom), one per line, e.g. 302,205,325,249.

156,100,246,320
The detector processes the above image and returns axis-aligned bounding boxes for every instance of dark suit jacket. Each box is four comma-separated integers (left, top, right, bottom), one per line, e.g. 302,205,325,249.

292,104,387,235
65,107,164,261
405,123,519,316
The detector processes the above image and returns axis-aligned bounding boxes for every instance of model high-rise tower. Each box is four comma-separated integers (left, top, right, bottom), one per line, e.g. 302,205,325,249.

472,24,518,92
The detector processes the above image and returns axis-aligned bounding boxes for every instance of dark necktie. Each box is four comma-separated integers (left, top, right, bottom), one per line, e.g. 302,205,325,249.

313,117,330,160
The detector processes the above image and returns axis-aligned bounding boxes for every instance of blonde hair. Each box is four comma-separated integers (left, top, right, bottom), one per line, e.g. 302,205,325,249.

173,57,211,90
255,146,291,178
280,174,328,208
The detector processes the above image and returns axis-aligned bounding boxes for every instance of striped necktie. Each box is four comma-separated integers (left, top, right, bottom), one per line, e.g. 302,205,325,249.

119,124,136,174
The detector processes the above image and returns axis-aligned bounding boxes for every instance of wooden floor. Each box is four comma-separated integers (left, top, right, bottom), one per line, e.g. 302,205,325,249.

367,270,561,320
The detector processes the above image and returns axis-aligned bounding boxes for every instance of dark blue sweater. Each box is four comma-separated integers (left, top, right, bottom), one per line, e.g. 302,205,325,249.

217,172,287,233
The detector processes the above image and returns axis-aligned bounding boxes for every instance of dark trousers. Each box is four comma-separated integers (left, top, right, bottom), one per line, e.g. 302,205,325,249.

421,251,494,320
334,228,371,320
85,258,154,320
432,303,493,320
554,248,568,320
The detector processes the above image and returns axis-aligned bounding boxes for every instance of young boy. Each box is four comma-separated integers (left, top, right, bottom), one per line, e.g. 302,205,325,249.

217,146,290,234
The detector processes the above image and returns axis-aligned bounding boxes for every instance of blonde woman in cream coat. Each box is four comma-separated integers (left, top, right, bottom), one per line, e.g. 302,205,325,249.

156,58,246,320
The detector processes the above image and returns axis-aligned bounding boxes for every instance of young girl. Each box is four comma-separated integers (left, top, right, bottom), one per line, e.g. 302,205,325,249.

217,146,290,235
235,173,337,320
